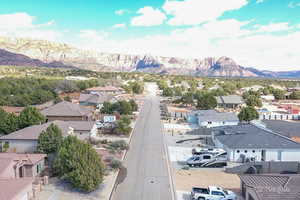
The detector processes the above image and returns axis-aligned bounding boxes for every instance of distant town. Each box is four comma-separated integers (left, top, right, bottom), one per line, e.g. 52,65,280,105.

0,66,300,200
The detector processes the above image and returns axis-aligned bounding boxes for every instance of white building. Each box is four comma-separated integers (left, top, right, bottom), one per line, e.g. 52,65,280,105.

188,110,239,128
212,124,300,162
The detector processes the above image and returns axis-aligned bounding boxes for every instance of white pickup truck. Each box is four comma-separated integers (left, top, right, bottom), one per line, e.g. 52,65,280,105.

191,186,237,200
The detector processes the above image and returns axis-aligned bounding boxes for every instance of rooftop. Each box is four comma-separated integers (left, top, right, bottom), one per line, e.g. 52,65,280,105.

41,101,92,117
216,95,244,104
239,174,300,200
196,110,238,122
0,120,94,140
262,120,300,138
0,178,33,200
213,124,300,149
79,93,113,104
86,86,123,92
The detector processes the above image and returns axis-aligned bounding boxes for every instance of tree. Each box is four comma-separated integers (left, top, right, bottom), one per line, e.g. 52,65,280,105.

0,109,19,135
115,116,132,135
56,80,79,93
118,100,132,115
162,87,173,97
54,136,104,192
63,96,72,102
289,91,300,100
101,102,113,114
131,82,144,94
238,106,259,122
245,95,262,107
273,89,285,100
129,99,138,112
18,106,45,129
37,124,63,154
181,92,194,106
196,94,217,110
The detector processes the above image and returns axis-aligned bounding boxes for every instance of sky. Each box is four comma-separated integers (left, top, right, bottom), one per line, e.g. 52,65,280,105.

0,0,300,71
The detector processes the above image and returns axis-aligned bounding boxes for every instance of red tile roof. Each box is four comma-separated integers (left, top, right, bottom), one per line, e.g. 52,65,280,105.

0,178,33,200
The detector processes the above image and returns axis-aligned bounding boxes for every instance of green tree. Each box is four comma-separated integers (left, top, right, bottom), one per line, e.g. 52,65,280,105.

63,96,72,102
100,102,113,114
118,100,132,115
238,106,259,122
196,94,217,110
129,99,138,112
0,109,19,135
162,87,174,97
273,89,285,100
245,95,262,107
289,91,300,99
181,92,194,106
37,124,63,154
18,106,45,129
131,82,144,94
54,136,104,192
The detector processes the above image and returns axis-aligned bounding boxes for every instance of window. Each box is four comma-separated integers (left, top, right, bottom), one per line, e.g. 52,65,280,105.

203,155,211,159
211,191,225,196
252,150,255,153
244,150,248,153
237,150,240,153
223,121,226,124
208,121,212,124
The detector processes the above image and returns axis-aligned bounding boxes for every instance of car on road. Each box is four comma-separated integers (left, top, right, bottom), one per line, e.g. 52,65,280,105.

191,186,237,200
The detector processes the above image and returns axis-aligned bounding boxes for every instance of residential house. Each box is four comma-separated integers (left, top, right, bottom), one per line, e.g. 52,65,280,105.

86,86,124,94
212,124,300,162
262,120,300,143
79,92,114,108
0,178,34,200
216,95,244,109
168,106,191,119
41,101,93,121
0,120,97,153
239,174,300,200
187,110,239,128
0,153,46,178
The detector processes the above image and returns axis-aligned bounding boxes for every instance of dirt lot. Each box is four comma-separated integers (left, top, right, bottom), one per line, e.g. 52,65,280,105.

173,168,241,191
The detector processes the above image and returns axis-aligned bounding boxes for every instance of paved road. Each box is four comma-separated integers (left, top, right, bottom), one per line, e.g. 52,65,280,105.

112,96,173,200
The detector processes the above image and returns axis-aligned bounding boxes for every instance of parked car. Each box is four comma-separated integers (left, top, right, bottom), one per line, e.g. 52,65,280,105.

186,152,227,167
192,148,225,156
191,186,237,200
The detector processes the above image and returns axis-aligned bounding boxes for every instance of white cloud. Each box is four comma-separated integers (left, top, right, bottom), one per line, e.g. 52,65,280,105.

112,23,126,28
253,22,292,32
288,1,300,8
115,9,129,15
162,0,248,26
76,19,300,71
131,6,167,26
0,12,61,41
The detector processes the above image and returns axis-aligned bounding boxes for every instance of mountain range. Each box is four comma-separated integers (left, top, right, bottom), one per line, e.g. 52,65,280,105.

0,36,299,78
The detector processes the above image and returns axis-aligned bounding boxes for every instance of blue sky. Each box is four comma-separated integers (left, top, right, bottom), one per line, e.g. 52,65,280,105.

0,0,300,70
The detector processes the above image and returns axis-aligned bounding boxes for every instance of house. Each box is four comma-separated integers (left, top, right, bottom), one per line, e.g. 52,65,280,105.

262,120,300,143
216,95,244,109
187,110,239,128
79,92,114,108
0,120,97,153
0,178,34,200
239,174,300,200
167,106,191,119
212,124,300,162
0,153,46,178
86,86,124,94
41,101,93,121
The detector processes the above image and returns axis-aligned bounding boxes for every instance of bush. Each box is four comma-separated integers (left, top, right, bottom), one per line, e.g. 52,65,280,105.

108,159,123,170
108,140,129,151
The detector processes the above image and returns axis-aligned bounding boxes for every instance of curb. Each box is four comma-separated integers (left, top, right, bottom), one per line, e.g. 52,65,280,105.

108,101,144,200
161,106,177,200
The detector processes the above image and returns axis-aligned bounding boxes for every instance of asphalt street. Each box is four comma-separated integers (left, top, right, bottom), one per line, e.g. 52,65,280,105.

112,95,173,200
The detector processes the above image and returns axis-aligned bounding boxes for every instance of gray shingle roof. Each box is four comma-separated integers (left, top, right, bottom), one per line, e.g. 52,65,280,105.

216,95,244,104
263,120,300,138
213,124,300,149
196,110,238,122
239,174,300,200
41,101,92,117
0,121,94,140
79,93,113,104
